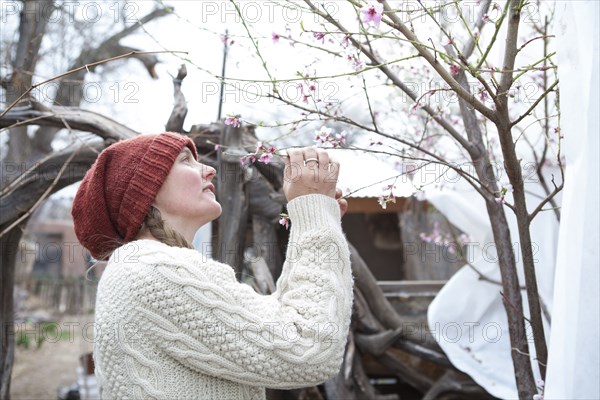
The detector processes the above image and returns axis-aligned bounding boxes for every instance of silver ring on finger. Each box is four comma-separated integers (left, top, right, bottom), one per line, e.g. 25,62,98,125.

304,158,319,166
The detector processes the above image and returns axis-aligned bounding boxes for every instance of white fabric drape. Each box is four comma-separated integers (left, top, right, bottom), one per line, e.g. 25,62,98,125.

545,2,600,399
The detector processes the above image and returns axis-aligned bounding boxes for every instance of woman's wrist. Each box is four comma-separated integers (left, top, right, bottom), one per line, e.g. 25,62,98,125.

286,194,341,232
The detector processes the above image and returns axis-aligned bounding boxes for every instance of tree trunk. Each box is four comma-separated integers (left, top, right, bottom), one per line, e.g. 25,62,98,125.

4,0,54,167
0,223,25,400
496,118,548,382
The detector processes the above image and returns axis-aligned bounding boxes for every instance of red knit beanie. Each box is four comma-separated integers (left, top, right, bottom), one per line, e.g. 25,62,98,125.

71,132,198,260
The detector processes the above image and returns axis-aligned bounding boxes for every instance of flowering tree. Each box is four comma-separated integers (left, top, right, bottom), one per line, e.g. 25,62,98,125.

214,0,562,398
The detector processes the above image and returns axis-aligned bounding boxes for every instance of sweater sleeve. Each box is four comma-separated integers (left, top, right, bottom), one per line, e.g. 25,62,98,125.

129,194,354,389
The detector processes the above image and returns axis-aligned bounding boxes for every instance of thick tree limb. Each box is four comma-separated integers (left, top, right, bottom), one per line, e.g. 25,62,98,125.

350,243,439,349
0,102,137,140
4,0,55,166
0,142,105,226
165,64,188,132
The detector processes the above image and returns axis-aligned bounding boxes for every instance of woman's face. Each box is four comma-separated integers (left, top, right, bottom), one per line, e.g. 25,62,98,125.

153,147,222,230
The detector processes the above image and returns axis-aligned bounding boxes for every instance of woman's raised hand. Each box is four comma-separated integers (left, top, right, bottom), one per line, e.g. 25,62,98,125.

283,148,339,202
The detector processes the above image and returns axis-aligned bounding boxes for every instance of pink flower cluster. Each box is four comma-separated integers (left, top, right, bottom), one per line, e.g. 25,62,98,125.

224,114,241,128
419,221,471,255
314,126,347,148
297,81,318,104
240,142,277,165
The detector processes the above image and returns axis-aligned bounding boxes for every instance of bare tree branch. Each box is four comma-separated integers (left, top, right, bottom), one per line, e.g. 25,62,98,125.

302,0,476,154
165,64,188,132
0,101,137,140
380,0,497,122
0,50,186,119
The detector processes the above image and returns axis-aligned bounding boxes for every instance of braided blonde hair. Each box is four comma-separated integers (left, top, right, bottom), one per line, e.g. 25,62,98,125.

138,206,195,250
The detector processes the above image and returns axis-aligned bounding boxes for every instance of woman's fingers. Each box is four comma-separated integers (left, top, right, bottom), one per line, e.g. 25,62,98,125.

283,147,340,202
335,187,342,199
338,198,348,217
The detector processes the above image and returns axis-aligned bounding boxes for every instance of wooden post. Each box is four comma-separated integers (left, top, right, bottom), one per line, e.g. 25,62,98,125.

215,124,248,274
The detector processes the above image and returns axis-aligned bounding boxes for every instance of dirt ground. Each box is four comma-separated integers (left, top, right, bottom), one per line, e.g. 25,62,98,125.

10,314,95,400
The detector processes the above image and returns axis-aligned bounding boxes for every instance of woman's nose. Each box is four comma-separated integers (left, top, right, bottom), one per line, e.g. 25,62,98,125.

202,164,217,180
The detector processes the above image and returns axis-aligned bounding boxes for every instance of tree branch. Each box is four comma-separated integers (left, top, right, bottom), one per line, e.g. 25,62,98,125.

0,50,186,119
511,80,559,127
0,102,137,140
380,0,497,122
303,0,476,154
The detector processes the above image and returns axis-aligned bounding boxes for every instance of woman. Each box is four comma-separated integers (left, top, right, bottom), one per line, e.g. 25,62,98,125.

71,132,354,399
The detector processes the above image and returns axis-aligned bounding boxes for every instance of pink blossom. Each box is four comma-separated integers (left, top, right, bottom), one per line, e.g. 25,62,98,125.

314,126,334,147
259,152,273,164
214,144,221,151
450,64,461,75
308,84,316,91
495,195,505,204
224,114,241,128
351,56,364,71
447,243,457,255
272,32,280,44
360,1,384,28
239,154,256,165
342,34,351,47
482,14,490,23
313,32,326,43
314,127,347,148
532,395,543,400
279,214,290,230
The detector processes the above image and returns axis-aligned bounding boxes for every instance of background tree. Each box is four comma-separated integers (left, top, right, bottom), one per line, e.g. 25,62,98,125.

0,1,170,396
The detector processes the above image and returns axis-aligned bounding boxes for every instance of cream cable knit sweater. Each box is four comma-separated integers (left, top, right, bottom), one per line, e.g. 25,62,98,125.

93,194,354,399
